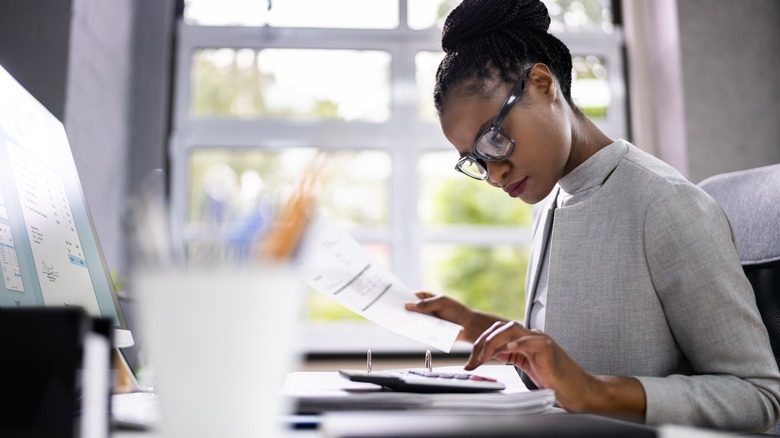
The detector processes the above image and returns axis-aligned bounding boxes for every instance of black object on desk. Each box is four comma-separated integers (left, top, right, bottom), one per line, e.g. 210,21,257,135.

0,307,112,438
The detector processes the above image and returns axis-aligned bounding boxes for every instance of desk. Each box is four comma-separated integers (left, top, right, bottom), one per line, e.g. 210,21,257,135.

111,365,758,437
112,413,736,438
113,368,755,437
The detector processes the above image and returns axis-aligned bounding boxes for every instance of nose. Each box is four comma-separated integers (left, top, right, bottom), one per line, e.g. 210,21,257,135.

485,161,510,187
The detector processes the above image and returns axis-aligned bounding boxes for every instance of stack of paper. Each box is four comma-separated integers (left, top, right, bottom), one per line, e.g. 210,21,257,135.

282,365,555,416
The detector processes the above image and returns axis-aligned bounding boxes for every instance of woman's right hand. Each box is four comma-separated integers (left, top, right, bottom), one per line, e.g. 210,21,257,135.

404,291,505,343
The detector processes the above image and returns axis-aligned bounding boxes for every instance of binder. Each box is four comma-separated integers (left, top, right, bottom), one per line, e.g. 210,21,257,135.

282,363,555,416
0,307,112,438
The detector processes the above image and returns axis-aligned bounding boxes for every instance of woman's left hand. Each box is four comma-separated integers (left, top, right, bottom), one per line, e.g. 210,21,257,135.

464,321,645,417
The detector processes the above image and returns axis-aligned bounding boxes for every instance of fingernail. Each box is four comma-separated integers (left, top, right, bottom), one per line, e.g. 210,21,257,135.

465,352,482,370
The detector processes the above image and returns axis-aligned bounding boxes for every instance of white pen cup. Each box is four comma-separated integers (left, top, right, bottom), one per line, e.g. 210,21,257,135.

133,264,304,438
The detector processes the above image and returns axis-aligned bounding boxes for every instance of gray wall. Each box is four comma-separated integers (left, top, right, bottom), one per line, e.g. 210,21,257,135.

127,0,176,197
677,0,780,183
0,0,72,120
64,0,134,272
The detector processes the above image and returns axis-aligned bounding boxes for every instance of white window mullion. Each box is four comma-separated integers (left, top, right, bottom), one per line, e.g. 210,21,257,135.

388,40,419,287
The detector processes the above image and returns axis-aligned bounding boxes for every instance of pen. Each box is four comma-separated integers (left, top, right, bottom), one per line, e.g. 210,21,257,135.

259,152,328,261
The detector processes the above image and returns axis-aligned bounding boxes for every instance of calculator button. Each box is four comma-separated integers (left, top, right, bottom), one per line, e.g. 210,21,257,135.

468,375,497,382
407,371,439,378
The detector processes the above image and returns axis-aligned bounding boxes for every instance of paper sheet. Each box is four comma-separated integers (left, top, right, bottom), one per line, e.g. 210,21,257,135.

292,215,461,352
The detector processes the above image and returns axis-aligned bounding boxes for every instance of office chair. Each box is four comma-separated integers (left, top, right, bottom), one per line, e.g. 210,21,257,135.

699,163,780,371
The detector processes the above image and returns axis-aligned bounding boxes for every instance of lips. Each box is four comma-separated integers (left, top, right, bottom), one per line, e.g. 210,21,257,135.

504,177,528,198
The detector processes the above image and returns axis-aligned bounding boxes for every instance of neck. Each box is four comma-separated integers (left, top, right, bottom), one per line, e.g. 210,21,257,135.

563,114,613,176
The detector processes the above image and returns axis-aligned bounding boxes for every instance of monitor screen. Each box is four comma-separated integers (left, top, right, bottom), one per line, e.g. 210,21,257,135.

0,64,134,347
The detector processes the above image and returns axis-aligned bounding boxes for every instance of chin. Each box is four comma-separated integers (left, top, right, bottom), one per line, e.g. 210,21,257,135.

521,186,555,205
520,194,543,205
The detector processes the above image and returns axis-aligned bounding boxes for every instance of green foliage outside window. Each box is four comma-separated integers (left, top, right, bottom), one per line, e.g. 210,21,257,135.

429,178,532,226
434,245,530,321
427,177,532,321
191,49,269,118
306,292,365,321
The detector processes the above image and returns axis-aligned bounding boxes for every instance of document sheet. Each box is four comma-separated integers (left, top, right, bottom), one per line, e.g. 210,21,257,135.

293,215,461,352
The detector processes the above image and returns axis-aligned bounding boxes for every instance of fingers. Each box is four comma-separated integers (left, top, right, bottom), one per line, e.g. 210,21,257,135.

465,321,505,369
465,320,533,370
404,291,445,313
413,290,435,300
462,324,594,412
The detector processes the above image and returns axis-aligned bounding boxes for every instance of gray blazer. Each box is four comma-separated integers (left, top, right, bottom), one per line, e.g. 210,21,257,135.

522,141,780,431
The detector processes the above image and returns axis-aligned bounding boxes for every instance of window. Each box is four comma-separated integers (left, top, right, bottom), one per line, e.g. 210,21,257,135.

172,0,625,352
190,48,392,121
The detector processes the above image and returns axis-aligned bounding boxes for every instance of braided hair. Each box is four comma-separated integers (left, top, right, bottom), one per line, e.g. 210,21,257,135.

433,0,580,116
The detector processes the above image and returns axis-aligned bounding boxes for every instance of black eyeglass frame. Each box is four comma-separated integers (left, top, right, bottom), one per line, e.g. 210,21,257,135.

454,68,532,180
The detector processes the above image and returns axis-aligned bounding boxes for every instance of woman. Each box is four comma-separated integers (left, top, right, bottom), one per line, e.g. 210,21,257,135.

405,0,780,432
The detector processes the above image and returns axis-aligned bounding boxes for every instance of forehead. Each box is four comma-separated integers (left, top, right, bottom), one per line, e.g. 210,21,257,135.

439,84,507,153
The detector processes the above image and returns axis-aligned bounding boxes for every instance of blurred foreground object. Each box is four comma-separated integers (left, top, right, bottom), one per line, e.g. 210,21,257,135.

135,266,304,438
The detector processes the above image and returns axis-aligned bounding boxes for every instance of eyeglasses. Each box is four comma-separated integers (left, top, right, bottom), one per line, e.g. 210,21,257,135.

454,68,531,180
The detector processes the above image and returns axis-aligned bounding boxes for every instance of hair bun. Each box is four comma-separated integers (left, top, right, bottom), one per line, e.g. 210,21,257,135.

442,0,551,53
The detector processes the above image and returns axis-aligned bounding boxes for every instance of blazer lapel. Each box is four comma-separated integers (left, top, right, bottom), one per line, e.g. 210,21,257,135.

523,188,559,326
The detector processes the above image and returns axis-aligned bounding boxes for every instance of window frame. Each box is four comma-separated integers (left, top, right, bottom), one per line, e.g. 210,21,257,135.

170,2,626,353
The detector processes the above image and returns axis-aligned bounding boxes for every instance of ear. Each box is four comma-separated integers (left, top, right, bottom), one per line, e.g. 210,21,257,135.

526,63,557,103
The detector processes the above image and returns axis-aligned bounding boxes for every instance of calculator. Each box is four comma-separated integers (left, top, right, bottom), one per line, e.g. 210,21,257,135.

338,369,506,393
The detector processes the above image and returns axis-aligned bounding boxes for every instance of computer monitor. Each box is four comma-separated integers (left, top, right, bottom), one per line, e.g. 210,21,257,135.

0,64,134,348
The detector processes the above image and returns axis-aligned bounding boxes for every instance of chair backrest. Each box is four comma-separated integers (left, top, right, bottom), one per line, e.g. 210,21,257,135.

699,163,780,370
